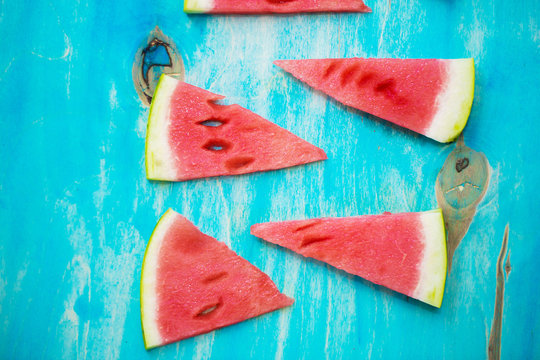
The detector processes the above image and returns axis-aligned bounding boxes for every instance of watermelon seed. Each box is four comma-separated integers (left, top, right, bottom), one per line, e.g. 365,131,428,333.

300,236,332,248
356,72,375,87
374,78,396,92
294,220,322,232
202,139,232,152
203,271,229,284
374,79,407,105
195,300,222,318
198,119,226,127
225,156,255,170
323,62,340,78
340,64,361,86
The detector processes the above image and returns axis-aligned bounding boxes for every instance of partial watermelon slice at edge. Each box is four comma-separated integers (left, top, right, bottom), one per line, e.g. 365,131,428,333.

141,209,294,349
145,75,327,181
184,0,371,14
274,58,475,143
251,209,447,307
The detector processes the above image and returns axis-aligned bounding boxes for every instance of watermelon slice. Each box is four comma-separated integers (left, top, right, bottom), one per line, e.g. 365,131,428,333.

141,209,294,349
146,75,327,181
251,209,447,307
184,0,371,14
274,58,475,143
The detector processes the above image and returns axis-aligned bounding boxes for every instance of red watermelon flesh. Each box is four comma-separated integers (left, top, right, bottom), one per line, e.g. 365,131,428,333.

141,209,294,349
184,0,371,14
251,209,447,307
145,75,327,181
274,58,475,143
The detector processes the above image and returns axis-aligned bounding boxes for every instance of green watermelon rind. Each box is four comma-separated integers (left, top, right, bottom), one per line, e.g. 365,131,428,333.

413,209,447,308
145,75,179,181
140,208,176,350
425,59,475,143
184,0,214,13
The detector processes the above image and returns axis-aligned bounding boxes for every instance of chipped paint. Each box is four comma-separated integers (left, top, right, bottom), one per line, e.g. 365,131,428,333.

57,256,91,360
54,200,93,359
0,256,6,316
93,223,145,359
109,83,118,110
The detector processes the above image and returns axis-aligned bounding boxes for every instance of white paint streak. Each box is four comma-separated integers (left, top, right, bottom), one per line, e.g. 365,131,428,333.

209,181,232,247
270,174,304,360
231,177,253,230
58,256,91,360
109,82,118,110
460,0,492,60
152,183,171,218
376,2,391,54
13,260,29,293
93,158,110,212
136,107,149,139
55,199,93,359
0,57,14,82
273,259,299,360
0,256,6,316
529,16,540,44
31,33,72,61
326,277,358,358
377,0,425,56
94,222,145,359
384,168,414,211
323,278,334,360
463,23,486,59
193,331,216,360
366,310,377,359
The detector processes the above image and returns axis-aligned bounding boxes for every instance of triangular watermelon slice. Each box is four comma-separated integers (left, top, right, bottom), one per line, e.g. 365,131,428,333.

141,209,294,349
251,209,447,307
146,75,327,181
274,58,475,143
184,0,371,14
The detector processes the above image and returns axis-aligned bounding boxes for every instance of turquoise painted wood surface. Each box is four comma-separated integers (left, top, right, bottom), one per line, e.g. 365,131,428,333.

1,0,539,359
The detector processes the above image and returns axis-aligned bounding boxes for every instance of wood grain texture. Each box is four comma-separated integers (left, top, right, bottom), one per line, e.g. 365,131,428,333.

1,0,539,359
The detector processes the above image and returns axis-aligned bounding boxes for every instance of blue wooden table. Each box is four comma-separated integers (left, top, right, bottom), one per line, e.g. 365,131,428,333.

1,0,539,359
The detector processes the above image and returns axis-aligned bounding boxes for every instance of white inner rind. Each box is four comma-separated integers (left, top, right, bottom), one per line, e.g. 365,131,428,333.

425,59,475,143
141,209,176,349
413,209,447,308
146,75,179,180
184,0,214,13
